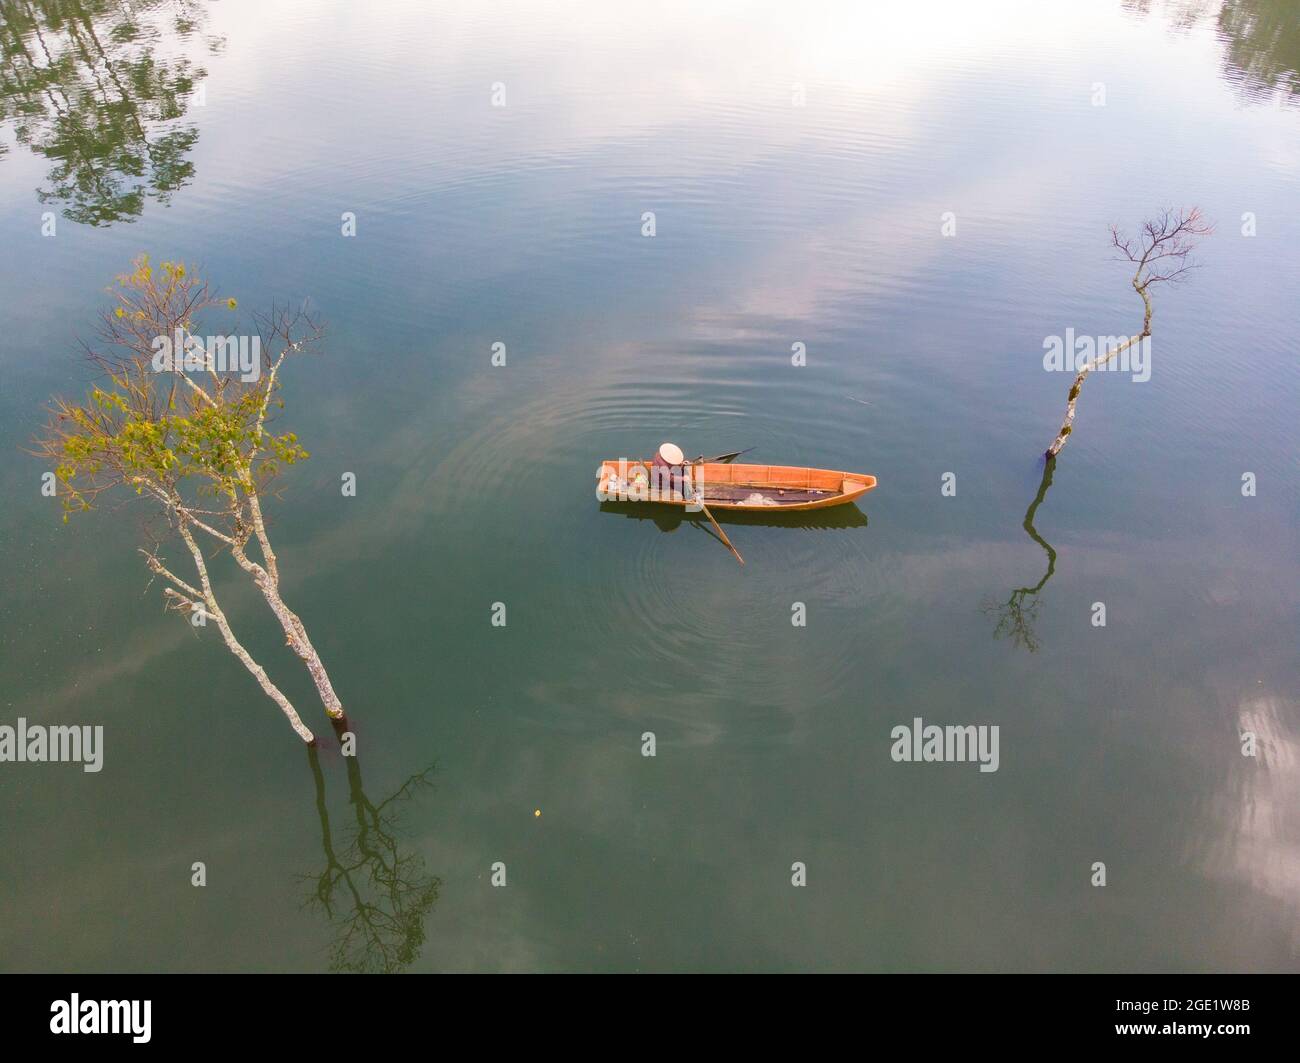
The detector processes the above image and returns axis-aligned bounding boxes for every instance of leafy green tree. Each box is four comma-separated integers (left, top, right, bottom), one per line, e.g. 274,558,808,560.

35,256,343,742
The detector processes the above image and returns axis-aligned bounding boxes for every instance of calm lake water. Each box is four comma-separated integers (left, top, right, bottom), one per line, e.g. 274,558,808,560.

1,0,1297,972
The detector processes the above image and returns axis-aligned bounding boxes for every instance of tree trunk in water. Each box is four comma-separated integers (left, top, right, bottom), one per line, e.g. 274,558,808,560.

175,522,316,743
1045,332,1143,458
231,540,345,720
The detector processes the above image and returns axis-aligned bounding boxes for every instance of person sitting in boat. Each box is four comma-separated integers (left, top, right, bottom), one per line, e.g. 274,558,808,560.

651,442,688,500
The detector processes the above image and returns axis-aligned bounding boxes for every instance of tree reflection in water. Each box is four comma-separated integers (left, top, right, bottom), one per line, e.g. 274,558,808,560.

1123,0,1299,103
0,0,221,225
985,457,1058,653
302,735,440,973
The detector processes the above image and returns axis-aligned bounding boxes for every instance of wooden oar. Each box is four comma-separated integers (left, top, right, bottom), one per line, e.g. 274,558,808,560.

692,488,744,566
679,453,746,564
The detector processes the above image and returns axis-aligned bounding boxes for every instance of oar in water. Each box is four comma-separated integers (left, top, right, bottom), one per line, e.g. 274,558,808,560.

691,488,744,566
679,450,749,564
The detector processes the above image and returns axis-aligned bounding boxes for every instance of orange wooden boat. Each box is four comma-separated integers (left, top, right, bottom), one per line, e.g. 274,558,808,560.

597,458,877,513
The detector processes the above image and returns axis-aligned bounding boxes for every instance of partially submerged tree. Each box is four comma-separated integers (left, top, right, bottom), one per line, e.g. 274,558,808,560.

1045,207,1213,457
34,256,343,743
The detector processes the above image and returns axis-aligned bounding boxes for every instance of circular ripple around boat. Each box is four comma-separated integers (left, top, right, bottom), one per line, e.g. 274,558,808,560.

582,498,877,714
404,367,882,716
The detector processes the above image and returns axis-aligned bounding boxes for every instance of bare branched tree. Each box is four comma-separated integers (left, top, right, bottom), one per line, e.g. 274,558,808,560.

33,256,343,743
1046,207,1213,457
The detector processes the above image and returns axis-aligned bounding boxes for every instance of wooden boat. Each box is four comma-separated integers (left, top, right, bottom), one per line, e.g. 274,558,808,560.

597,459,876,512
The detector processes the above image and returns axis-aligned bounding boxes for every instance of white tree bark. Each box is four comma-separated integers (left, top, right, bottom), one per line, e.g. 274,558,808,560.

230,537,345,719
232,343,344,719
166,522,316,743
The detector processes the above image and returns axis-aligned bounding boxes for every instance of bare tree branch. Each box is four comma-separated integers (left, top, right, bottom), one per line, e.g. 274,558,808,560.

1046,207,1212,457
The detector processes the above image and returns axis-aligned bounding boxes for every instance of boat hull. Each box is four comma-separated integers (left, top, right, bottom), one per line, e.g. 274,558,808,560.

597,460,877,512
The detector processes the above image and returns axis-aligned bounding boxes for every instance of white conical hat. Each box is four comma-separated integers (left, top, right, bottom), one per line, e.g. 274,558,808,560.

658,442,684,464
